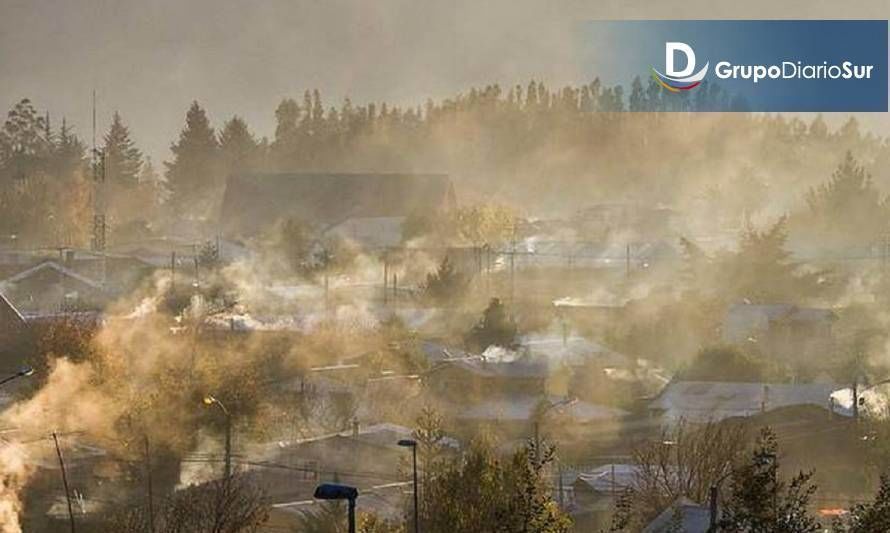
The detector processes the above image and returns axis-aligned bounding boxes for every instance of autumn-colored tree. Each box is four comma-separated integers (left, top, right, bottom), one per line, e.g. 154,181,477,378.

423,439,571,533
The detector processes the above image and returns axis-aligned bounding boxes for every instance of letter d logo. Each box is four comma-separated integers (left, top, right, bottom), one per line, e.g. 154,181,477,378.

666,42,696,77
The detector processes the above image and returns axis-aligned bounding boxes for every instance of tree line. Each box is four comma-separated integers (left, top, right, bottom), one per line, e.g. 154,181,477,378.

2,77,888,245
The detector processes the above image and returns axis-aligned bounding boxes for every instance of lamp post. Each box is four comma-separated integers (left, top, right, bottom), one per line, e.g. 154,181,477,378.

708,466,734,532
202,395,232,478
314,483,358,533
398,439,419,533
0,366,34,388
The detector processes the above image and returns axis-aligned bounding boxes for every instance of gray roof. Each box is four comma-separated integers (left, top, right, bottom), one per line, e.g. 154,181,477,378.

442,357,550,379
2,260,103,290
458,395,627,423
518,333,629,367
643,497,710,533
723,303,837,342
220,172,455,237
650,381,836,423
575,463,640,493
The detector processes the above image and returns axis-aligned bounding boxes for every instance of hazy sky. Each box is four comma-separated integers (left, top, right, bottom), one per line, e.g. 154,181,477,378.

1,0,888,163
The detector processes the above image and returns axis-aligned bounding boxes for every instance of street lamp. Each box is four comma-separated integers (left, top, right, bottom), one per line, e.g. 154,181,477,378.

0,366,34,388
314,483,359,533
708,465,734,532
398,439,419,533
202,395,232,478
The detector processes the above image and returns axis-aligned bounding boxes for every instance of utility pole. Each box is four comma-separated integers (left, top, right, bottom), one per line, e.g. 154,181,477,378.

52,432,76,533
509,222,516,306
853,376,860,421
224,413,232,479
193,249,200,292
382,250,389,305
144,435,155,533
625,243,631,278
90,91,107,287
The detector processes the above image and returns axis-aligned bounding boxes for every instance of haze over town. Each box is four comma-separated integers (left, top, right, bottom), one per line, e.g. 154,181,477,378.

1,1,890,532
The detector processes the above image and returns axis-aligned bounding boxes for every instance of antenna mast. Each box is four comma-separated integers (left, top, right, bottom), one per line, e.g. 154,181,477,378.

91,90,107,286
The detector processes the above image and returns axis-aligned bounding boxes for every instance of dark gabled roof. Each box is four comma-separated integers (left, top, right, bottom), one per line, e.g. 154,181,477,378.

0,292,26,340
643,497,710,533
220,172,455,237
2,261,103,290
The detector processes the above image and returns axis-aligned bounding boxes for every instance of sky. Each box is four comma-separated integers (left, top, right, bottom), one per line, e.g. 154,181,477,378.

1,0,888,163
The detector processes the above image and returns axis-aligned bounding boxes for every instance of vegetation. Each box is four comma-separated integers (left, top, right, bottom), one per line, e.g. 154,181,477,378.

422,439,571,533
719,427,820,532
423,256,469,304
467,297,517,351
678,345,777,383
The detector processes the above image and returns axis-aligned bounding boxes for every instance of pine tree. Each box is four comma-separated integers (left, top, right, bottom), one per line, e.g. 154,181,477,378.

719,427,820,532
104,112,143,186
165,101,219,218
219,115,259,176
52,117,87,179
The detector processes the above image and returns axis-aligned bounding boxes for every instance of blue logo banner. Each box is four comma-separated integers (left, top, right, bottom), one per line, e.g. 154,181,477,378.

580,20,888,112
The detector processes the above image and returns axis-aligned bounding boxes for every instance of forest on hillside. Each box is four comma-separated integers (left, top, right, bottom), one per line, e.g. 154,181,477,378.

1,76,888,247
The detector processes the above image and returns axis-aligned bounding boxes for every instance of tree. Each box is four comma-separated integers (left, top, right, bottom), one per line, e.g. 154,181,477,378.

0,98,51,180
452,205,517,247
104,111,143,187
719,427,820,532
803,151,886,244
219,116,260,176
611,420,748,530
836,474,890,532
110,474,269,533
423,256,468,304
51,117,87,179
423,438,571,533
293,500,347,533
467,298,517,351
413,406,449,524
678,345,772,383
717,217,824,303
165,101,219,218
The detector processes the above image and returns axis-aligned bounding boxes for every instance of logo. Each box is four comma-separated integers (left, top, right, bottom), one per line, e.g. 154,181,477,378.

651,42,709,92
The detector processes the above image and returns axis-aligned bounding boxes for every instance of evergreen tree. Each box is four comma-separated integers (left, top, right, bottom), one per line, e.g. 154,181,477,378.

803,151,886,242
838,475,890,532
52,117,87,179
467,297,517,351
165,101,219,218
719,427,820,532
104,111,143,186
219,115,259,176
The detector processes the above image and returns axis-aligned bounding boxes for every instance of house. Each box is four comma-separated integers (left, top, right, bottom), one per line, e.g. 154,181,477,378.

457,395,627,424
219,172,457,244
246,423,446,502
649,381,837,423
569,463,640,530
573,204,678,240
0,261,107,314
266,481,409,529
0,292,28,357
424,356,549,400
643,497,711,533
722,303,837,362
517,332,630,368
